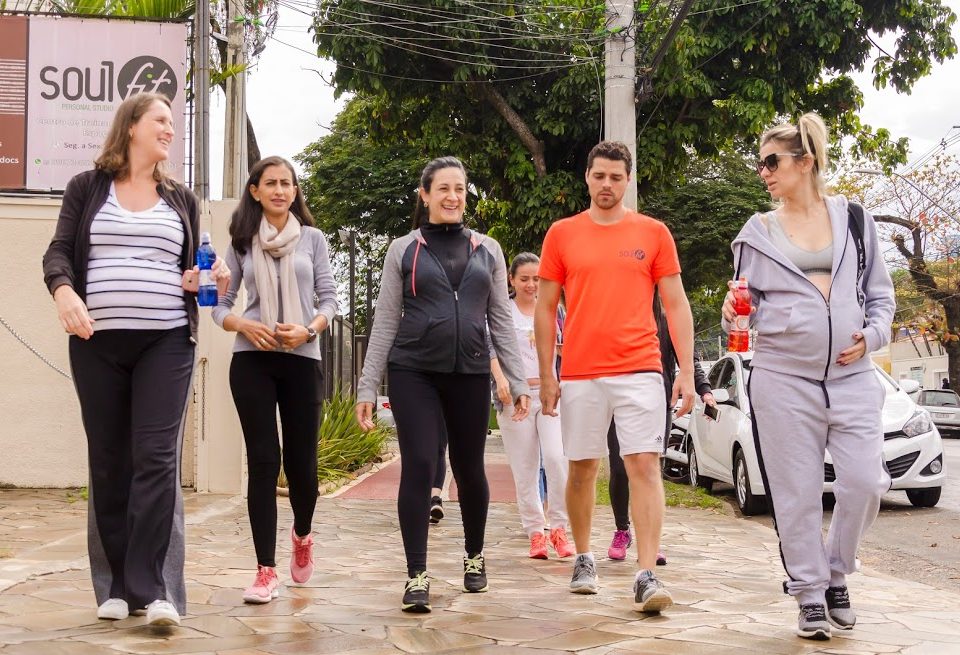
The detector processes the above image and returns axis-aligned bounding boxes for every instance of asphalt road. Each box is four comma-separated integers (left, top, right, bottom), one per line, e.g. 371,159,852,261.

718,438,960,593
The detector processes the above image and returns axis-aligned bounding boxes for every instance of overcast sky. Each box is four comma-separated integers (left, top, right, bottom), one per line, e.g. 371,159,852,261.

209,0,960,198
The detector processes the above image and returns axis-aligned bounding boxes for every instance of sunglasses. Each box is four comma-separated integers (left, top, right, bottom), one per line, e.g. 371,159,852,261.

755,152,802,174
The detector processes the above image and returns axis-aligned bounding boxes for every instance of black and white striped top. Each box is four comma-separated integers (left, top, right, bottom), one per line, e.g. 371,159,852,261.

85,184,187,331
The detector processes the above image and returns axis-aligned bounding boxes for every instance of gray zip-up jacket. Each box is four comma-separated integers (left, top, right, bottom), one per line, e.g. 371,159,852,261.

723,194,894,381
356,228,530,404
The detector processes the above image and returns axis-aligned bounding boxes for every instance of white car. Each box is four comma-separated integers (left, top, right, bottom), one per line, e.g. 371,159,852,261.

685,352,946,514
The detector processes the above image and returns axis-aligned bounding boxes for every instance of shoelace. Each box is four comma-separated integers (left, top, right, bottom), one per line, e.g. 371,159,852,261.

827,586,850,608
464,556,484,575
611,531,630,549
293,535,313,567
799,603,827,622
574,557,596,579
532,533,547,547
551,528,568,543
254,567,275,588
406,571,429,592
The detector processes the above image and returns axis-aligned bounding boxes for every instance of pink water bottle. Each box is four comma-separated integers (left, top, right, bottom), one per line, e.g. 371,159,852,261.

727,277,751,352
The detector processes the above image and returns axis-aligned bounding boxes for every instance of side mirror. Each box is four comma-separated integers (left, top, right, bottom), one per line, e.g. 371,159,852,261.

712,388,731,404
899,379,920,394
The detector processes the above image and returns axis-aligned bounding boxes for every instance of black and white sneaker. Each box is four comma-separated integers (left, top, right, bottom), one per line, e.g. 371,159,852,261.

797,603,831,640
825,585,856,630
429,496,444,524
463,554,488,592
401,572,431,613
633,570,673,613
569,554,599,594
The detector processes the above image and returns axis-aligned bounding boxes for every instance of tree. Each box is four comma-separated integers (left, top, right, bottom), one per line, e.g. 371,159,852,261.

306,0,956,250
840,156,960,388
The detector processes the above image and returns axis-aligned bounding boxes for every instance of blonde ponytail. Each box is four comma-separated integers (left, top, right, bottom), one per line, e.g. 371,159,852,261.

761,111,830,196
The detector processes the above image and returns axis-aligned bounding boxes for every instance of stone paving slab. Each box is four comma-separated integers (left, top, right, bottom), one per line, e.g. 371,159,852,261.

3,480,960,652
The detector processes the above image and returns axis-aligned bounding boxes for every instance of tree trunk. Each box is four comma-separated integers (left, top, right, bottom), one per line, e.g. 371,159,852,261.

247,114,261,170
475,85,547,177
944,300,960,391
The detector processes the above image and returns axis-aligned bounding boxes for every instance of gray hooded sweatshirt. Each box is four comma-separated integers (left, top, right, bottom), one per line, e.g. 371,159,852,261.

723,194,894,381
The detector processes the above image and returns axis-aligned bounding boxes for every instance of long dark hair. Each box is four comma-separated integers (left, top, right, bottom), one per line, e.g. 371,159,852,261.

230,156,314,255
411,156,468,228
508,252,540,299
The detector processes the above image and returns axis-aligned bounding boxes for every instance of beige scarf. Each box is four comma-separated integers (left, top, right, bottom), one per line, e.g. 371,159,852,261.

253,214,303,330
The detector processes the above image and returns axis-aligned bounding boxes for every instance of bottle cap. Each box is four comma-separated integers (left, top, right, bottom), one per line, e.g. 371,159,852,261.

201,232,211,242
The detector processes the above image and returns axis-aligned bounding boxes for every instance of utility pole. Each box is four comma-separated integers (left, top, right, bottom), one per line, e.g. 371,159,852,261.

604,0,637,210
222,0,248,198
193,0,210,206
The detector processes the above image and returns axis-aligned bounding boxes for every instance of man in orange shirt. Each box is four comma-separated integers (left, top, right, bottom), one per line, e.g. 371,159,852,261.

534,141,695,612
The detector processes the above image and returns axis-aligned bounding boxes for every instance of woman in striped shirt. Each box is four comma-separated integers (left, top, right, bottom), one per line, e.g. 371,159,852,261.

42,92,228,627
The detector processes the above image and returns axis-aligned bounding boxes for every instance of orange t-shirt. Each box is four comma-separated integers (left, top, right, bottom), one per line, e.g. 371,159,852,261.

539,210,681,379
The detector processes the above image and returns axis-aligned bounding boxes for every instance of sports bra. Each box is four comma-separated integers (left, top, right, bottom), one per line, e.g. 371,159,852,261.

767,213,833,276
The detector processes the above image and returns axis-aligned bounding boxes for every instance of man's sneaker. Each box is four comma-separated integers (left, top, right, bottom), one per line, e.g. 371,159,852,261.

290,527,314,584
797,603,832,640
529,532,548,559
243,565,280,604
401,572,431,613
549,527,576,558
656,551,667,566
429,496,444,524
96,598,128,620
608,530,632,561
633,570,673,613
463,554,488,592
145,599,180,626
569,554,599,594
825,586,856,630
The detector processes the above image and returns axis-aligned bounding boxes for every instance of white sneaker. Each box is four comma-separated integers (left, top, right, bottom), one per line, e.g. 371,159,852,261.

145,599,180,626
96,598,129,620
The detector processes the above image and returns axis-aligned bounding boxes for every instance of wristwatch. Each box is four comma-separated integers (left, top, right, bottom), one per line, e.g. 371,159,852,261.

306,326,318,343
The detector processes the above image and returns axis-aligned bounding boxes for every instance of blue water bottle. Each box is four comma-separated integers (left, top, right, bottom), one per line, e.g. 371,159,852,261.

196,232,218,307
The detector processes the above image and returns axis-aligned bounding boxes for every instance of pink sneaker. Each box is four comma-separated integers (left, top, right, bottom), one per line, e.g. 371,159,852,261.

529,532,548,559
608,530,632,561
243,565,279,604
657,551,667,566
549,527,576,558
290,527,314,584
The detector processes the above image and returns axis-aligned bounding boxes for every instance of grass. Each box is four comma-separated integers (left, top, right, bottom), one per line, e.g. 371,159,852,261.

65,487,88,503
594,475,725,511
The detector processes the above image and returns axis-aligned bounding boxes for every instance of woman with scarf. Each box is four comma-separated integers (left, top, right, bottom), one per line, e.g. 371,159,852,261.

213,156,338,604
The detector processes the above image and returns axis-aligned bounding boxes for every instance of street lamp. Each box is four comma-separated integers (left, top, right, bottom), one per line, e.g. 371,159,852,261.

338,228,356,327
854,168,958,222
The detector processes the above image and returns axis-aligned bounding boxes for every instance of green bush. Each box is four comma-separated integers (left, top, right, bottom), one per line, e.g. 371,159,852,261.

316,390,391,483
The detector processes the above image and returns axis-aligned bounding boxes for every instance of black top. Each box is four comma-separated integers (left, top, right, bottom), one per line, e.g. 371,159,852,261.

420,221,470,291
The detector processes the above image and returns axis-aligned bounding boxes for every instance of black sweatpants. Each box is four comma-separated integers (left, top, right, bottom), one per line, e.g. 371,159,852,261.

69,326,194,613
388,366,490,577
230,352,323,568
434,425,448,490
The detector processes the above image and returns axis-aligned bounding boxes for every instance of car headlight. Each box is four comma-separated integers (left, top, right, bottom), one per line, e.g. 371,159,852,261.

903,409,934,438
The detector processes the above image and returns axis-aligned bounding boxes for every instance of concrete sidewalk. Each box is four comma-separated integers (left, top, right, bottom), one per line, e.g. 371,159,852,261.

1,447,959,654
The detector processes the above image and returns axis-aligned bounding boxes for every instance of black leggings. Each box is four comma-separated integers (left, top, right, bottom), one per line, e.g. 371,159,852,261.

608,399,672,532
388,366,490,577
230,352,323,568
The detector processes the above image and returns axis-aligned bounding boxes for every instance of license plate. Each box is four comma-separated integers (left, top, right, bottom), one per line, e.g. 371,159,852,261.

933,412,952,419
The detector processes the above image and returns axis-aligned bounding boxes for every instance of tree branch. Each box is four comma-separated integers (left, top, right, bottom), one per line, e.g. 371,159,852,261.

874,213,915,230
475,85,547,177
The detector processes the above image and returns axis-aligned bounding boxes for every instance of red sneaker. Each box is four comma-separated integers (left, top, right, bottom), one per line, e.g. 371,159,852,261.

290,526,314,584
550,527,576,558
529,531,548,559
243,565,279,604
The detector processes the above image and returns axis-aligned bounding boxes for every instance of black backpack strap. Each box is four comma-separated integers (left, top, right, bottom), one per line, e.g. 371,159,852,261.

848,201,866,309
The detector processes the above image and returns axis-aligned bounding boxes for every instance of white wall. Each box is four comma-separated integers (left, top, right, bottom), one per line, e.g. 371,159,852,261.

0,196,244,492
890,338,949,389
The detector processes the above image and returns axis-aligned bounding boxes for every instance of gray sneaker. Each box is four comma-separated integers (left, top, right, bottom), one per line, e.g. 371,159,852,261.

633,570,673,613
569,554,598,594
797,603,831,640
825,586,856,630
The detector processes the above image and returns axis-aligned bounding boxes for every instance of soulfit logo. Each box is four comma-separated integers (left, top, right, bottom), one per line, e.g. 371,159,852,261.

39,56,178,102
619,248,646,261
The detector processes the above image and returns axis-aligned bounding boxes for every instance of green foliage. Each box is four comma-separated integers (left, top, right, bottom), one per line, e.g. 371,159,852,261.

316,390,390,483
303,0,955,254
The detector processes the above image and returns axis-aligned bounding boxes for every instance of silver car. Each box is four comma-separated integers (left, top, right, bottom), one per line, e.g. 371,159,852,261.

919,389,960,437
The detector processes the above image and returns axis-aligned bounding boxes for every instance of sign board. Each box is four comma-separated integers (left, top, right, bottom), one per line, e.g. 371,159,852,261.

0,15,28,189
0,15,188,191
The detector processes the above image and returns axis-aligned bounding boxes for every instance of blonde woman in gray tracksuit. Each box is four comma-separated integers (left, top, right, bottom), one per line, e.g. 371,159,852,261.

722,113,895,641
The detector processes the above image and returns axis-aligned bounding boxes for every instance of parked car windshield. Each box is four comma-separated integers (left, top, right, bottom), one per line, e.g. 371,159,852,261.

921,390,960,407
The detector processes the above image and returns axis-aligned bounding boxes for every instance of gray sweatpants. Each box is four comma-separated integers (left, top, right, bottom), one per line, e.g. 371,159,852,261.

748,366,890,606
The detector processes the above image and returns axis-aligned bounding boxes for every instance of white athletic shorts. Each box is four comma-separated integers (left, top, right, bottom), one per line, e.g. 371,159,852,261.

559,372,666,461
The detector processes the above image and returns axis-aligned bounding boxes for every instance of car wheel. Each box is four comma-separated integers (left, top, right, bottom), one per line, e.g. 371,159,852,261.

733,449,767,516
906,487,942,508
661,431,689,483
688,442,713,492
